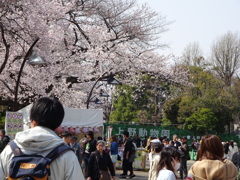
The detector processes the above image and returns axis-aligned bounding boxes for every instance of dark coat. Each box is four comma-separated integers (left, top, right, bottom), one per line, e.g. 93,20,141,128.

84,139,97,158
0,136,10,153
87,150,115,180
180,142,189,160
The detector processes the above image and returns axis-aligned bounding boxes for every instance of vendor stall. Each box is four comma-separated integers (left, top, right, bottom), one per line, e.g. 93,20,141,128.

5,104,103,139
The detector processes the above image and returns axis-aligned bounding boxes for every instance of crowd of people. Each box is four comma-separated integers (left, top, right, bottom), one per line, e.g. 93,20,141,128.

0,97,239,180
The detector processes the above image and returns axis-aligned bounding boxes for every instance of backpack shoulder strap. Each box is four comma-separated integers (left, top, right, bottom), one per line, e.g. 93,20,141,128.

46,144,73,163
9,141,23,156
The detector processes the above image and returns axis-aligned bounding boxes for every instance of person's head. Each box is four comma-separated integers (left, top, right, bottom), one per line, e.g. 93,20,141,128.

61,131,72,144
173,134,178,141
134,134,138,138
111,135,117,143
164,147,181,163
30,97,64,130
162,138,169,146
197,134,224,161
122,131,129,139
157,151,175,176
86,131,94,140
151,143,162,154
96,140,105,153
169,140,174,147
97,136,103,141
181,136,188,143
0,129,6,138
159,137,163,142
160,147,180,173
70,136,77,144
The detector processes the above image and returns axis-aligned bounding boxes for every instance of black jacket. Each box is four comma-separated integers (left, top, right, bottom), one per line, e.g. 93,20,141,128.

0,136,10,153
180,142,189,159
84,139,97,157
87,150,115,180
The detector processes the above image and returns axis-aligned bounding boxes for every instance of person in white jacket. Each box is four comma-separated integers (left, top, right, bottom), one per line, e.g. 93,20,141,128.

148,142,162,180
0,97,84,180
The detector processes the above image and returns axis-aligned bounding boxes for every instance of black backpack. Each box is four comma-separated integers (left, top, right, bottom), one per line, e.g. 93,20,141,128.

7,141,72,180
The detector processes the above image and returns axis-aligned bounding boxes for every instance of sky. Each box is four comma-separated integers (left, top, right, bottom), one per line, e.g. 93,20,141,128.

138,0,240,57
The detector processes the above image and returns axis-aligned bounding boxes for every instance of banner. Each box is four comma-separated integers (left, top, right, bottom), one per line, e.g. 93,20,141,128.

104,123,240,143
105,123,195,139
5,112,23,139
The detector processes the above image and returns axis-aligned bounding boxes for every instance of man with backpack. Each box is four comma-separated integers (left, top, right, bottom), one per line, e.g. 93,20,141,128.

0,97,84,180
119,131,135,179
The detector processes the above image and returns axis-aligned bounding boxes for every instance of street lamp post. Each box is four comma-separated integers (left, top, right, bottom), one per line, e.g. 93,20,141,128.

86,73,107,109
86,72,121,109
13,38,45,111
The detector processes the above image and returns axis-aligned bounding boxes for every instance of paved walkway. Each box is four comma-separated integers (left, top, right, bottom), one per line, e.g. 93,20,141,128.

115,170,148,180
115,160,196,180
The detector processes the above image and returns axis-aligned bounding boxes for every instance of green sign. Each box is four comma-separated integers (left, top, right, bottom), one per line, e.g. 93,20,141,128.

104,123,240,143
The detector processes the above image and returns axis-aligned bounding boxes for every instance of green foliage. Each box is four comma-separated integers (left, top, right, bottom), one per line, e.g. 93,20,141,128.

110,62,240,133
162,66,239,133
185,108,218,133
0,112,5,129
110,85,139,122
110,75,172,123
162,98,181,125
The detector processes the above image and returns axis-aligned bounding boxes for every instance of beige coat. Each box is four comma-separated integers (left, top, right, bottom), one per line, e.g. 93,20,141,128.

148,153,161,180
189,159,238,180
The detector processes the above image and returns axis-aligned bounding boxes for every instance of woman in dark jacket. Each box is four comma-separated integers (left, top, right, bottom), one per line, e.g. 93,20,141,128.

87,140,115,180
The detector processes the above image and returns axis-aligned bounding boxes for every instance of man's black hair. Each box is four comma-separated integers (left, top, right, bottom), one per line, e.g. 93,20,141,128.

61,131,72,138
86,131,94,139
0,129,6,135
97,136,103,140
30,97,64,130
151,143,162,153
123,131,129,137
71,136,77,141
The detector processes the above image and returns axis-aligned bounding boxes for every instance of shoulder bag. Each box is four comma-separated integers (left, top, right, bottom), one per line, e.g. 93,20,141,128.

94,153,111,180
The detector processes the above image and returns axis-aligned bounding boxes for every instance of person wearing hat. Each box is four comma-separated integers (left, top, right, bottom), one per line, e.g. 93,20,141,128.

70,136,82,167
149,139,162,168
179,136,189,179
61,131,72,146
148,142,162,180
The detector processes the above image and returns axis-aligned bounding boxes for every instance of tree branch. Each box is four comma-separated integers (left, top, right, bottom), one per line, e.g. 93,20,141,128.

0,22,10,74
14,37,40,110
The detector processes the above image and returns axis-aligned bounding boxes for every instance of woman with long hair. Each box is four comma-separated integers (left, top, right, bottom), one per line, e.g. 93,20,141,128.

156,147,180,180
188,135,238,180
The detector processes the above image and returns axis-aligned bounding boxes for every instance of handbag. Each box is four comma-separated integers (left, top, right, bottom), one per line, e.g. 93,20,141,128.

94,153,111,180
99,170,111,180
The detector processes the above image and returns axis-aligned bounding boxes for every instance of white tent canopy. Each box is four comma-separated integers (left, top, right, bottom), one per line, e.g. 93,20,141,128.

18,104,103,129
61,107,103,127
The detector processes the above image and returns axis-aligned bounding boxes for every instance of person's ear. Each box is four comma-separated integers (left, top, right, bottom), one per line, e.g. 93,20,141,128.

30,120,37,128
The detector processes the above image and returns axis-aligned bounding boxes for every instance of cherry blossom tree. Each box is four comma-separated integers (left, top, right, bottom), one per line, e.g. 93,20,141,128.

0,0,188,110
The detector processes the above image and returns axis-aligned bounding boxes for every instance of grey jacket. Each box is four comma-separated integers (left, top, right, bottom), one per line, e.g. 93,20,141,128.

0,126,84,180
